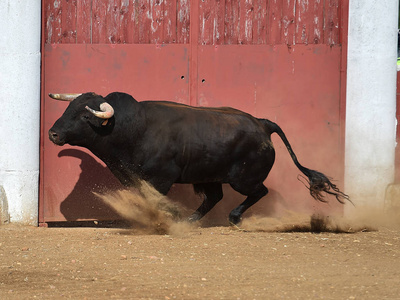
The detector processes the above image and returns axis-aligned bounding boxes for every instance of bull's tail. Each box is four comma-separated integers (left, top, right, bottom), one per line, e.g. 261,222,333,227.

260,119,351,205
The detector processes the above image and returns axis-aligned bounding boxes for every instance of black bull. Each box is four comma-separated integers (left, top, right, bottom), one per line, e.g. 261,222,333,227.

49,92,350,224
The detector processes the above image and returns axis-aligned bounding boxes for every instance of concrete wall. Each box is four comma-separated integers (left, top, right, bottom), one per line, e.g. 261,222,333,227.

345,0,399,211
0,1,41,225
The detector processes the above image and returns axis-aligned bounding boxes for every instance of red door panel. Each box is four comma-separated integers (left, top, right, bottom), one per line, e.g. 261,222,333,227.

197,44,344,215
41,44,189,222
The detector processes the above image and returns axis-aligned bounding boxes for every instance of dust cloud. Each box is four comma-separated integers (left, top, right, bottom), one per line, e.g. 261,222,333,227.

96,180,400,235
241,207,400,233
94,181,194,236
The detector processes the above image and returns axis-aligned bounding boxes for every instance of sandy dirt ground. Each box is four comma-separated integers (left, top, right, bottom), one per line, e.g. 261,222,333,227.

1,186,400,299
0,214,399,299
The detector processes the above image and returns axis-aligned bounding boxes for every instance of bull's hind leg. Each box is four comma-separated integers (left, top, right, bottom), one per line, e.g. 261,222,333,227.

228,184,268,225
188,183,223,222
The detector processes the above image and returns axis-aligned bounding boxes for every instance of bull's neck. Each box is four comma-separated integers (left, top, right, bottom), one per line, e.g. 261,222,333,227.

85,100,145,171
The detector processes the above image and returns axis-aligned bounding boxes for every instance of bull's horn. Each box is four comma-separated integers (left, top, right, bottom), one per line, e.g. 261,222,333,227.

49,93,82,101
85,102,114,119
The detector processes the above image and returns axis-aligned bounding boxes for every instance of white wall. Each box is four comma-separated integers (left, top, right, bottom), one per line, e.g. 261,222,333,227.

345,0,399,211
0,1,41,225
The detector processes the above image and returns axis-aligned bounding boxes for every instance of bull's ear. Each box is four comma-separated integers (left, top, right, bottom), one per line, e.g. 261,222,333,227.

87,114,111,128
86,111,113,128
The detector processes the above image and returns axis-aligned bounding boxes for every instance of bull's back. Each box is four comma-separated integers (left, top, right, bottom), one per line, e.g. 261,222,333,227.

140,101,267,144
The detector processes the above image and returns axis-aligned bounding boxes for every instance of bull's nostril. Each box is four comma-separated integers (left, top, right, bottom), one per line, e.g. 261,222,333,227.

49,130,58,138
48,130,61,144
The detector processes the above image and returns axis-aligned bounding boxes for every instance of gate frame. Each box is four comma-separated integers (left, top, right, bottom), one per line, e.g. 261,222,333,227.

39,0,351,225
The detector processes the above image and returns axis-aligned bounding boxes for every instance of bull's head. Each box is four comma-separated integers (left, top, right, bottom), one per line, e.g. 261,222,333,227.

48,92,114,146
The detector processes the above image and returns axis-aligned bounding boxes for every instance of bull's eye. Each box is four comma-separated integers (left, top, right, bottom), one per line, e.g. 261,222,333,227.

82,115,90,121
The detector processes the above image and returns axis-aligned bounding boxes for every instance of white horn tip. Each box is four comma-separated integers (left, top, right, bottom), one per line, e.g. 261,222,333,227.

48,93,82,101
48,93,60,99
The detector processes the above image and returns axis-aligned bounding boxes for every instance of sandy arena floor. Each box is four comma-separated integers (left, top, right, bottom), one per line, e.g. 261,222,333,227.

0,208,399,300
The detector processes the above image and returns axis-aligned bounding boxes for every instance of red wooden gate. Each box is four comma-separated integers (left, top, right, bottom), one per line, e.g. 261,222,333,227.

40,0,348,224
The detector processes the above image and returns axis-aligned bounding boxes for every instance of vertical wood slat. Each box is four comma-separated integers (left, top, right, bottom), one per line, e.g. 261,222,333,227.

214,0,226,44
268,0,282,45
224,0,233,44
238,0,254,44
45,0,63,44
44,0,53,44
312,0,325,44
324,0,340,45
253,0,267,45
225,0,240,44
238,0,245,44
150,0,163,44
76,0,92,43
61,0,77,43
139,0,151,43
107,0,121,44
163,0,177,43
281,0,296,45
132,0,142,43
295,0,308,44
92,0,108,43
120,0,133,43
199,0,212,45
177,0,190,44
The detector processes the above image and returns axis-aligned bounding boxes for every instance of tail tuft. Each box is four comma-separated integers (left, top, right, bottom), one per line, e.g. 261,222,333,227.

260,118,352,205
299,168,352,205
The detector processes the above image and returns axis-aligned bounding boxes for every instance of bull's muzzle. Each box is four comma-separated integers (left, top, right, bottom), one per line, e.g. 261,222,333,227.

48,129,65,146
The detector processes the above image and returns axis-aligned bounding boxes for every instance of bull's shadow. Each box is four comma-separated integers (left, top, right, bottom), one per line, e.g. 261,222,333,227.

58,149,123,221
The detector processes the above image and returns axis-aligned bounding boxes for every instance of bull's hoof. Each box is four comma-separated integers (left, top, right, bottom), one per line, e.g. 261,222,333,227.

187,212,201,223
228,213,241,225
